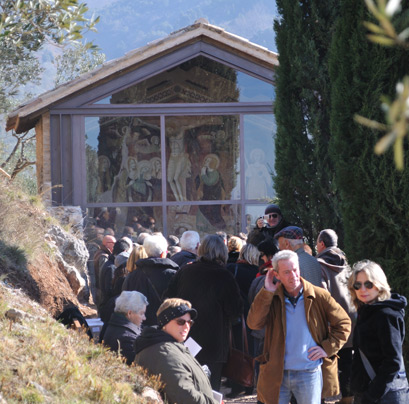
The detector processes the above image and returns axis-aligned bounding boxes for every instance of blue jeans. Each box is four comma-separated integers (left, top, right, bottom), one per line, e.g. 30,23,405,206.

278,367,323,404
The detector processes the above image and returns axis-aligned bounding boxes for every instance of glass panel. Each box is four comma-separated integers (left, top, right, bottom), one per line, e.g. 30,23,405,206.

85,116,161,203
94,56,274,104
167,204,241,238
165,115,240,203
244,114,276,201
245,204,267,234
85,206,163,240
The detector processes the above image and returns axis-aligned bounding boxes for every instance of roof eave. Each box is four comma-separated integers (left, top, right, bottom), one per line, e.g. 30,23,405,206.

6,20,278,134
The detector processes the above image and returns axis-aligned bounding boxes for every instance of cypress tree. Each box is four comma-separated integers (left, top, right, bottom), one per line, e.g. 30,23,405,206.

274,0,342,245
329,0,409,355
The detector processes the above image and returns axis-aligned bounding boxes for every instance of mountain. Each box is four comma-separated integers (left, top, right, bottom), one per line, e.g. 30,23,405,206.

83,0,278,61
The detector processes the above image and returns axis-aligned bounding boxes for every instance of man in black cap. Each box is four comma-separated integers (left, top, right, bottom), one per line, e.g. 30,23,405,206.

247,203,290,246
316,229,355,404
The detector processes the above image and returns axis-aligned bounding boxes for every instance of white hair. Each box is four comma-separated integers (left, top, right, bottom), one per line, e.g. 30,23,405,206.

143,234,168,257
272,250,299,272
180,231,200,252
114,291,148,314
288,239,304,248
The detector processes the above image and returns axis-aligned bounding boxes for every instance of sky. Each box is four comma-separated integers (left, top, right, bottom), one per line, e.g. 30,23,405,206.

0,0,279,138
82,0,278,61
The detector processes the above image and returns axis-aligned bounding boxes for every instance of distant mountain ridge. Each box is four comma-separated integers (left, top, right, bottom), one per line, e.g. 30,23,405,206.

84,0,278,61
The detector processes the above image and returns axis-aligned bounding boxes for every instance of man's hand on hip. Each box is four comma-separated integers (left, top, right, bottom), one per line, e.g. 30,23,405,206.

307,346,327,361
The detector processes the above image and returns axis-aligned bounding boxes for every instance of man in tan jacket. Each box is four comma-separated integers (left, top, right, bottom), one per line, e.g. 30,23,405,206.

247,250,351,404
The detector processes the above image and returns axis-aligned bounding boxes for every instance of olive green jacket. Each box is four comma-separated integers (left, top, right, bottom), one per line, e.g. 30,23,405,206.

135,327,217,404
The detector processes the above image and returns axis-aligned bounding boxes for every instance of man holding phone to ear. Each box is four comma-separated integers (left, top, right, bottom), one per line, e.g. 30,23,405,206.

247,250,351,404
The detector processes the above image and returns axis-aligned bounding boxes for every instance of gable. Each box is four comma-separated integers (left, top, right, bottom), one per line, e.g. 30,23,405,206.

6,20,278,133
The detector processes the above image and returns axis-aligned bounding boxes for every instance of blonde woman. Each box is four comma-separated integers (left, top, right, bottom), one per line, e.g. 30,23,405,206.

227,235,244,264
348,260,409,404
126,244,148,272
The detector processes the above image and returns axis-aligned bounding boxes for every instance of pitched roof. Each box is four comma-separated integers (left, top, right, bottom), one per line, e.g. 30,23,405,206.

6,19,278,133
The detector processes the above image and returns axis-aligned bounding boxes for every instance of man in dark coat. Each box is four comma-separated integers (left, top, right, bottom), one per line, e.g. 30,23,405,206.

99,239,129,313
122,234,178,325
169,230,200,268
247,204,290,246
317,229,356,404
93,235,116,307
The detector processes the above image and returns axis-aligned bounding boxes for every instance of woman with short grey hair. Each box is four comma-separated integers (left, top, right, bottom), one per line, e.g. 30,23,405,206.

103,291,148,365
348,260,408,404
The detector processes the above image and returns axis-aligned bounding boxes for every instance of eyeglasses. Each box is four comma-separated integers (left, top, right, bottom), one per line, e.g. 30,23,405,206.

264,213,279,220
353,281,374,290
175,318,194,326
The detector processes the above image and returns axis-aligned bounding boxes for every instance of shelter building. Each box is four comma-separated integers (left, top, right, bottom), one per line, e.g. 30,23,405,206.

6,19,278,237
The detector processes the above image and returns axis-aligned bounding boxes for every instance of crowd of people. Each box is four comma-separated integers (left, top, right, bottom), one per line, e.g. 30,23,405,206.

84,203,408,404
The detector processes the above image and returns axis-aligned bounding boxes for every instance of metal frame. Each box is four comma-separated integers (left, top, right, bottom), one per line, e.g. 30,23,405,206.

49,40,276,234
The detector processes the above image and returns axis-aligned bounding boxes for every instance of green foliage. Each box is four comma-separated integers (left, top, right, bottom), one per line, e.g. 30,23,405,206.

54,42,106,87
0,0,103,191
354,0,409,170
329,0,409,360
0,0,99,114
273,0,343,244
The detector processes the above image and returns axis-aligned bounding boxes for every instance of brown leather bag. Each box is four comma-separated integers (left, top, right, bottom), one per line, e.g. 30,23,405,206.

222,315,255,387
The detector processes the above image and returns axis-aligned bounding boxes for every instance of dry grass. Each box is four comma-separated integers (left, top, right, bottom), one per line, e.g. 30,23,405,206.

0,177,163,402
0,283,162,403
0,177,52,268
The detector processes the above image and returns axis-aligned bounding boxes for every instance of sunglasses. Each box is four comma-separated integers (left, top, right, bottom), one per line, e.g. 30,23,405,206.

175,318,194,326
353,281,374,290
264,213,279,220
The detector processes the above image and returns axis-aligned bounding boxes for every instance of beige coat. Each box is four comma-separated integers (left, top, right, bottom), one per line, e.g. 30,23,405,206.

247,278,351,404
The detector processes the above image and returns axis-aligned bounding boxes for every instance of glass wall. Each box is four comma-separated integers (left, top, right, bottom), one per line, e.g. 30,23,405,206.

95,56,275,104
85,116,161,204
244,114,276,201
83,54,275,238
165,115,240,202
85,113,275,237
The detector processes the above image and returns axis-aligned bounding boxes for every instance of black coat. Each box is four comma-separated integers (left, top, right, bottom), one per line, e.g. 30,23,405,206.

170,250,197,268
247,218,290,246
166,259,243,364
351,293,407,403
99,255,115,307
122,257,178,326
226,260,258,315
103,312,140,365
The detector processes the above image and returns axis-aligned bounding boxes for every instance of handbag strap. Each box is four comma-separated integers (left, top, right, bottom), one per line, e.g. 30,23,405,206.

241,314,250,354
228,314,250,355
359,349,376,380
140,267,163,304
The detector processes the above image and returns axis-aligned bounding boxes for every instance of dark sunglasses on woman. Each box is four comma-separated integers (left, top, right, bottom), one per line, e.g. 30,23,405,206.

175,318,194,326
353,281,374,290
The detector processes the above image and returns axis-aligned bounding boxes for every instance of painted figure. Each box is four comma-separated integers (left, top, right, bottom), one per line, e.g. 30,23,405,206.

167,126,192,201
245,148,273,199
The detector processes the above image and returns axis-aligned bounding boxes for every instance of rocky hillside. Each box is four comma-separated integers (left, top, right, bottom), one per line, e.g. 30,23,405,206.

0,175,91,316
0,176,162,402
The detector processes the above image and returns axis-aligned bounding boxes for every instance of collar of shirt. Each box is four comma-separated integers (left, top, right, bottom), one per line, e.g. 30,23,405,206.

283,287,304,307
